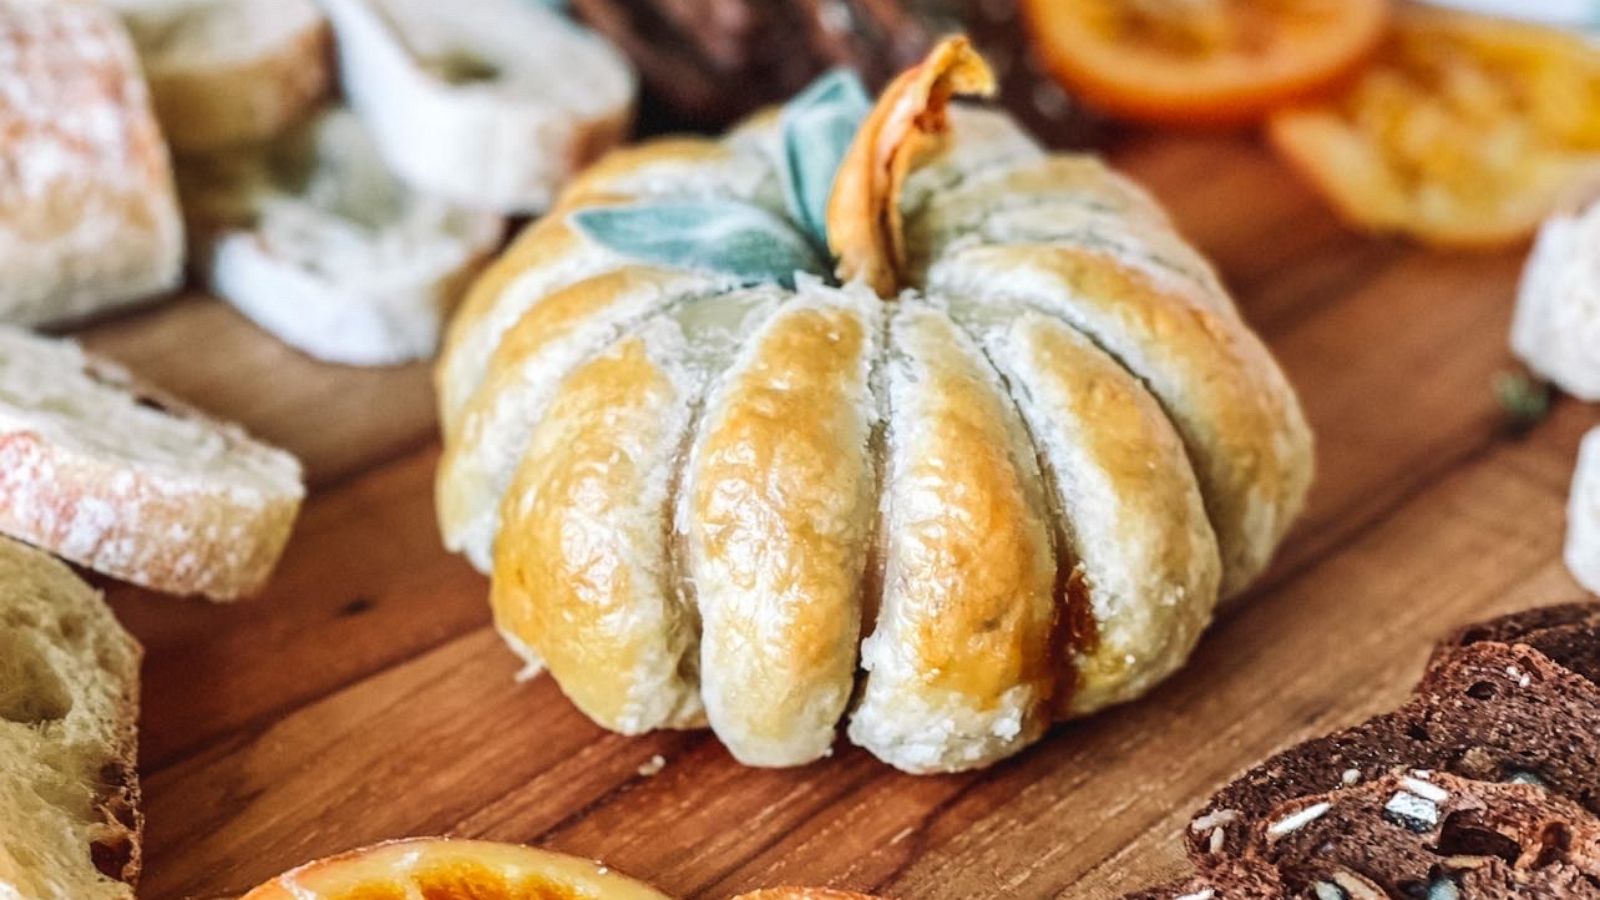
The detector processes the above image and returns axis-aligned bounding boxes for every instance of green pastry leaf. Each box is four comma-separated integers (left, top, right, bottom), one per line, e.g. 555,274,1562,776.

570,200,829,288
780,68,872,250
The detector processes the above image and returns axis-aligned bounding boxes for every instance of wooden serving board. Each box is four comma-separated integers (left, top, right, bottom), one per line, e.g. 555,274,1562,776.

78,130,1598,899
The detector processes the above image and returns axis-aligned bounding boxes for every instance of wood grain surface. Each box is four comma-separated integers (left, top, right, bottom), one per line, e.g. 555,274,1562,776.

77,130,1598,899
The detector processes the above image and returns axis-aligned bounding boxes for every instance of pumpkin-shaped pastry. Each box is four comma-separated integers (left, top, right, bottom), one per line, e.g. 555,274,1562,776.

435,39,1314,773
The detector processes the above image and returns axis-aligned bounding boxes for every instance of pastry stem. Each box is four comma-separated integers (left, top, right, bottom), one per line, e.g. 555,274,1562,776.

827,36,995,298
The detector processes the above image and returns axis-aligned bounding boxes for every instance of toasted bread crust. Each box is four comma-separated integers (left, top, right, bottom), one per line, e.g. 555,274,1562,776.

320,0,635,214
125,0,331,153
0,0,183,327
0,329,303,600
0,536,142,899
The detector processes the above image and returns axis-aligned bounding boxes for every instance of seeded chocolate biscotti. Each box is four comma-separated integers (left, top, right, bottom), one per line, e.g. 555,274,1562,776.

1435,601,1600,649
1432,600,1600,686
1186,641,1600,863
1241,771,1600,897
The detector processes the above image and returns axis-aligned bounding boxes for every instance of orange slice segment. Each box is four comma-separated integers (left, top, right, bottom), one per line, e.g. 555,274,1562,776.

1022,0,1388,126
1269,5,1600,247
240,839,672,900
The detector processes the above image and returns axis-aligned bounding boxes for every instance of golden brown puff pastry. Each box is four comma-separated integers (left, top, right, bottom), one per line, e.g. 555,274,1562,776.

437,38,1313,772
687,283,881,766
492,287,783,733
849,300,1058,772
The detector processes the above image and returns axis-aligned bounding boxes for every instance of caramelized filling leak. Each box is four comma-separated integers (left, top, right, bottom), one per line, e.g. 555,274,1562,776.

1049,561,1101,716
826,37,996,298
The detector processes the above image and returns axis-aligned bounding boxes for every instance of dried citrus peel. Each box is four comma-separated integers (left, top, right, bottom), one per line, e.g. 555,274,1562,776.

237,837,885,900
827,36,997,298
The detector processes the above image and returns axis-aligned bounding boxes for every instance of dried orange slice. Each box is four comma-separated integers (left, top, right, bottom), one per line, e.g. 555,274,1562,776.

1021,0,1388,126
1269,5,1600,247
240,838,671,900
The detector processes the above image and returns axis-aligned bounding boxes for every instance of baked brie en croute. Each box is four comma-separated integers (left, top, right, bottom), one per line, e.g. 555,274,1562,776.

435,39,1314,773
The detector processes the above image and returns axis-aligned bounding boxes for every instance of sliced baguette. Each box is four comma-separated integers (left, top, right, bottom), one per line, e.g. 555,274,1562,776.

0,327,304,600
185,107,504,367
106,0,331,154
320,0,635,214
0,0,183,327
0,535,141,899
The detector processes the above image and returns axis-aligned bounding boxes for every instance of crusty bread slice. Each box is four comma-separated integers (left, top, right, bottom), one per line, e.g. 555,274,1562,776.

0,536,141,899
185,107,503,367
0,327,304,600
1569,427,1600,596
106,0,331,154
320,0,634,214
0,0,183,328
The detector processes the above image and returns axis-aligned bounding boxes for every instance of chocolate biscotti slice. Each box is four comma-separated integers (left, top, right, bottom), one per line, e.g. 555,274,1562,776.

1242,771,1600,897
1436,602,1600,649
1432,601,1600,686
1187,642,1600,863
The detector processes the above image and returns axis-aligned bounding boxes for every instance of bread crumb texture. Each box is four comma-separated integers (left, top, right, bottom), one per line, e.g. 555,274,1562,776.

0,535,141,899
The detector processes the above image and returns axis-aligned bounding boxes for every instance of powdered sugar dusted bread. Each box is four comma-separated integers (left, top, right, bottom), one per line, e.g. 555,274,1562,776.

0,327,304,600
0,536,141,899
105,0,330,154
0,0,183,327
1568,428,1600,596
321,0,634,214
1513,201,1600,401
186,108,503,366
